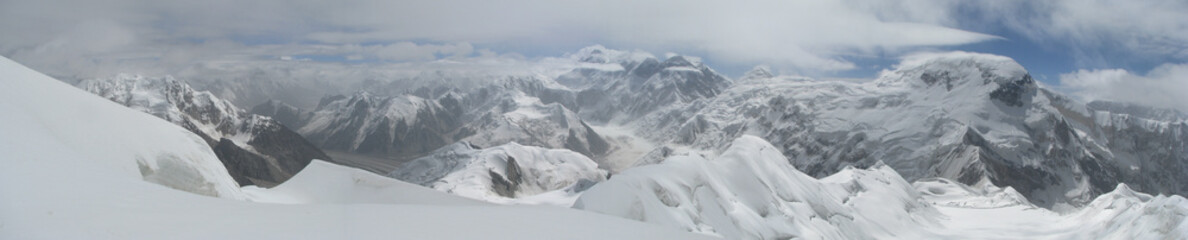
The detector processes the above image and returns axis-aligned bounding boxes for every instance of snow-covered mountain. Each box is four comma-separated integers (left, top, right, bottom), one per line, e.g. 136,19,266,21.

450,85,610,158
296,91,462,160
619,51,1187,208
270,76,610,167
8,52,1188,239
243,46,1185,210
388,141,607,206
575,136,941,239
77,74,330,187
575,135,1188,239
248,46,726,169
557,45,732,123
0,55,718,240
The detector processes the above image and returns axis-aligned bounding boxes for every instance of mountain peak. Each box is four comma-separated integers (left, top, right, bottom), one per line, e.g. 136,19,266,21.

741,65,774,80
662,55,696,68
880,51,1029,88
570,45,655,64
873,51,1036,106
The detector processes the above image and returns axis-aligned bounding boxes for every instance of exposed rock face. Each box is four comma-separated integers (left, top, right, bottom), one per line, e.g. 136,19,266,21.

489,157,523,198
77,74,330,187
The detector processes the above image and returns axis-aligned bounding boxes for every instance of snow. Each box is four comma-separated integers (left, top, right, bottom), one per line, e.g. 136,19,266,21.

0,56,718,240
621,50,1188,208
77,74,256,143
7,44,1188,239
575,136,941,239
914,177,1034,209
927,184,1188,239
458,90,607,157
243,160,485,205
0,59,245,200
388,142,607,206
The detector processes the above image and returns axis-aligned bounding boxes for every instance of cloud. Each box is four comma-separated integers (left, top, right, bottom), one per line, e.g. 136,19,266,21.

966,0,1188,67
1059,64,1188,112
0,0,1000,77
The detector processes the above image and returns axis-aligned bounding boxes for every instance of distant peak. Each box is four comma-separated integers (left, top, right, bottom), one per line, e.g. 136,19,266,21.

742,65,774,80
662,55,695,68
877,51,1031,89
573,45,613,63
569,45,656,64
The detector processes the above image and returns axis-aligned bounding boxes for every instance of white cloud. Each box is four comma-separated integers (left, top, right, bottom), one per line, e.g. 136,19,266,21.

1059,64,1188,112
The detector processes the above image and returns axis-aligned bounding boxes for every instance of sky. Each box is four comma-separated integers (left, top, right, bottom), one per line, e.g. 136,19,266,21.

1,0,1186,112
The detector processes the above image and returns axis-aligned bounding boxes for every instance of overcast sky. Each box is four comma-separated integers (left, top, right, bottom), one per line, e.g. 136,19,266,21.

2,0,1186,112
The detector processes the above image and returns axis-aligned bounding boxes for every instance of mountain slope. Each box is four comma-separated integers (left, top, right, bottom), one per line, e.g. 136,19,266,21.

78,75,330,187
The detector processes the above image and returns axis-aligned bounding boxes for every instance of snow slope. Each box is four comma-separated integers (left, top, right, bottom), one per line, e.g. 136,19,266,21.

927,183,1188,239
0,58,245,200
388,141,607,206
0,56,719,240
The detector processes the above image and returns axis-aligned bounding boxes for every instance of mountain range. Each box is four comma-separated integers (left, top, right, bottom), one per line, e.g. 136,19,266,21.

12,45,1186,239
